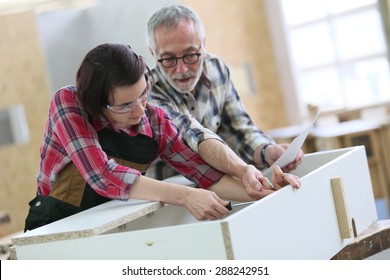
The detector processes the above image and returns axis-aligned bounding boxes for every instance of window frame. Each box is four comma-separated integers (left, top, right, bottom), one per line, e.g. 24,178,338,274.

264,0,390,125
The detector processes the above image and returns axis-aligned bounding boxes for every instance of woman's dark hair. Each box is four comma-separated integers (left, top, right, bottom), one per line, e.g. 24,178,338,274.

76,43,146,117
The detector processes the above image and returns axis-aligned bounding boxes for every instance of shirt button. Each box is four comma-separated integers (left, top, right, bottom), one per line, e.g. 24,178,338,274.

35,201,41,207
191,107,195,111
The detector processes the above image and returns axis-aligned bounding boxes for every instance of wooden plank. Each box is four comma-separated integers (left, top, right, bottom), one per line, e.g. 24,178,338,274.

12,200,162,246
12,206,229,260
331,177,352,239
332,219,390,259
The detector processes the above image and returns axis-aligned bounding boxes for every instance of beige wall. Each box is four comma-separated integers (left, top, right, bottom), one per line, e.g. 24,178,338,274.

0,0,285,235
0,11,51,234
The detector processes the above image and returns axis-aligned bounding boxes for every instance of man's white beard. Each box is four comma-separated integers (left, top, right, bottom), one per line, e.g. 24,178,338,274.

160,63,204,94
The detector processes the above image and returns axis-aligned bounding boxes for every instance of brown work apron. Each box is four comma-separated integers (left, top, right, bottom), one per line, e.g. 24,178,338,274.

24,128,158,231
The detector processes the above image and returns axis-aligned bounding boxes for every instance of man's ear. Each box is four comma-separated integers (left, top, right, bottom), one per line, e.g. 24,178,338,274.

149,47,156,60
149,48,160,67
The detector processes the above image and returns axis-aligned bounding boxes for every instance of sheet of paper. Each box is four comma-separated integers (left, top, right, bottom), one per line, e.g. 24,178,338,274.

263,111,320,176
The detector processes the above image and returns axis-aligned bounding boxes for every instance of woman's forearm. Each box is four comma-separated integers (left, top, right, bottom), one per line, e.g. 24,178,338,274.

129,175,191,206
208,175,254,202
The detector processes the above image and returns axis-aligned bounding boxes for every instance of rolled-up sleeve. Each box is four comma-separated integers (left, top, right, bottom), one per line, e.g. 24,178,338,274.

41,88,142,201
149,106,224,189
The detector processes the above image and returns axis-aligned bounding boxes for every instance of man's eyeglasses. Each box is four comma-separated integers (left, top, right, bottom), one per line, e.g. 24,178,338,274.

105,78,150,114
158,53,201,68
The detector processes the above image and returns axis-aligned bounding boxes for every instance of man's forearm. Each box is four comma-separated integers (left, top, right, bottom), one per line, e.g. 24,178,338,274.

198,139,247,179
199,139,277,198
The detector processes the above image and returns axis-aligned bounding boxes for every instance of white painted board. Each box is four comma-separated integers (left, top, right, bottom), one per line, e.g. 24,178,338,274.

11,146,377,259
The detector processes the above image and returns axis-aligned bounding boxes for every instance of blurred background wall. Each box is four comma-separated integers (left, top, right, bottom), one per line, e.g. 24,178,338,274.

0,0,283,235
0,10,52,236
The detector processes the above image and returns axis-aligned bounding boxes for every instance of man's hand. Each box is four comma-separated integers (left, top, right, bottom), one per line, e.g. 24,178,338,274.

265,143,303,172
240,164,275,199
240,164,301,199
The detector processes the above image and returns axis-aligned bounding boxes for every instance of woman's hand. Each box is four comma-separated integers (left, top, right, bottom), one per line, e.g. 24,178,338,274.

182,188,230,220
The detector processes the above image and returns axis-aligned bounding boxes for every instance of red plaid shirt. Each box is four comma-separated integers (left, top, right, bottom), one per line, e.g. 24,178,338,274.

37,86,223,200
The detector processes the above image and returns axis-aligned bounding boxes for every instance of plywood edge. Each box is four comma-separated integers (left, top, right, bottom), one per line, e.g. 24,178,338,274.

221,222,234,260
8,246,16,260
331,177,352,239
12,201,163,246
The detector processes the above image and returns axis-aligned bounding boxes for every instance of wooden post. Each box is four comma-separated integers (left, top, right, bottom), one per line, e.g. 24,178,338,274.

331,177,352,239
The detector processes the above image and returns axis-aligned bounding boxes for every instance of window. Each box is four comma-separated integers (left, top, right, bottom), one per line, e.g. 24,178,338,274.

265,0,390,122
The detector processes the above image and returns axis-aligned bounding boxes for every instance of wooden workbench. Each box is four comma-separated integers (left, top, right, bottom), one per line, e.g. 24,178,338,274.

332,219,390,259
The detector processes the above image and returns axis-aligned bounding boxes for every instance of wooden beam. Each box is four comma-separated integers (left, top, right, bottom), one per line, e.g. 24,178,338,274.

332,219,390,259
331,177,352,239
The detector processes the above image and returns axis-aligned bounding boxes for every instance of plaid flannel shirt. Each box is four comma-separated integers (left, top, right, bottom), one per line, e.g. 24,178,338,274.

36,86,224,200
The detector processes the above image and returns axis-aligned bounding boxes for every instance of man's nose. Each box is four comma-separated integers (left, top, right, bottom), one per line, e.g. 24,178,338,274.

175,58,189,73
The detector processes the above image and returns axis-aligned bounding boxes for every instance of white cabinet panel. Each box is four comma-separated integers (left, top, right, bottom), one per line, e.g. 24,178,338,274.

11,146,377,259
